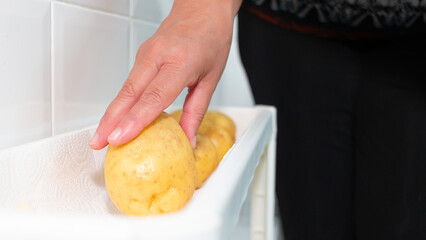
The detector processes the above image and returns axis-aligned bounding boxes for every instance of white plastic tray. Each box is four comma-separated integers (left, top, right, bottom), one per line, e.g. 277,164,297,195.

0,106,276,240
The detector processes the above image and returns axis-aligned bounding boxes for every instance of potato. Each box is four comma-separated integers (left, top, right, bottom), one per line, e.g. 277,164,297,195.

203,111,236,141
193,133,218,189
170,110,236,140
198,122,234,163
170,109,236,162
104,112,196,215
170,109,183,123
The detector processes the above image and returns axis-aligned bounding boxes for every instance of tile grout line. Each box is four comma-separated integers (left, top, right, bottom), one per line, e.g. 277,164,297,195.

131,18,160,28
128,1,160,70
129,0,133,19
50,0,55,136
53,0,128,20
54,0,159,27
129,0,134,71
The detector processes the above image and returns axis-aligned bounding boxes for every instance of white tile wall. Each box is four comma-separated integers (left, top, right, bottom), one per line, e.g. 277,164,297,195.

59,0,130,16
216,18,254,107
0,0,253,149
130,19,158,67
0,0,51,150
131,0,173,23
52,2,129,134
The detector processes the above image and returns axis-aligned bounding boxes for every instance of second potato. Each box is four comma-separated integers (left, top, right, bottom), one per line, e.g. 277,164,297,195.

193,133,218,188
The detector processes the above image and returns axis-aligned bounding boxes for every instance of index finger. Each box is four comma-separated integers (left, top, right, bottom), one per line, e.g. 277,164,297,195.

89,60,158,150
106,65,193,146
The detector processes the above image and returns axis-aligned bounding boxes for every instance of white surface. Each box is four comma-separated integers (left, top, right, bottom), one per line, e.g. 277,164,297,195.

231,187,252,240
58,0,130,16
252,150,268,240
216,17,255,107
52,2,130,135
0,106,275,240
0,0,51,150
266,134,277,240
251,138,277,240
130,19,158,67
131,0,173,23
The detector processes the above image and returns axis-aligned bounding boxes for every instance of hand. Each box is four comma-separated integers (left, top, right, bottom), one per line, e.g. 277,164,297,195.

90,0,241,150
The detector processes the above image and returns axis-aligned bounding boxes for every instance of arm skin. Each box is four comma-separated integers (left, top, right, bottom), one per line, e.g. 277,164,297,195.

89,0,242,149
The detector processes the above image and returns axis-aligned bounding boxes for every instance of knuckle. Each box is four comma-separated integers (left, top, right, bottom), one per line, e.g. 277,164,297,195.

101,104,121,124
139,88,164,107
168,48,188,64
136,35,154,51
150,38,189,64
126,111,143,123
136,41,150,60
135,44,144,59
149,38,166,54
101,111,114,123
117,80,137,100
183,108,205,124
135,48,144,60
135,41,160,68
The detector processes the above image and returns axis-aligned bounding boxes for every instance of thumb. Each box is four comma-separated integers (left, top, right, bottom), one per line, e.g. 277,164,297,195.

179,78,217,148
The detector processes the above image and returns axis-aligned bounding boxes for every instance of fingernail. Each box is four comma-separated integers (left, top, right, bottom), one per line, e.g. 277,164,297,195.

191,135,197,149
89,133,99,147
108,128,122,142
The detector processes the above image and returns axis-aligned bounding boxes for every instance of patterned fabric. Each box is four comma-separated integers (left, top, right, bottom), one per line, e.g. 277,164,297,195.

248,0,426,28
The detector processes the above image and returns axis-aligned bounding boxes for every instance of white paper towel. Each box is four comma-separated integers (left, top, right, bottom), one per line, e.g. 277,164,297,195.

0,126,119,215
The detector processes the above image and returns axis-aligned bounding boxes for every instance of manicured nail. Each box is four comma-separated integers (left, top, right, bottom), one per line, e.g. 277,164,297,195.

89,133,99,147
108,128,122,142
191,135,197,149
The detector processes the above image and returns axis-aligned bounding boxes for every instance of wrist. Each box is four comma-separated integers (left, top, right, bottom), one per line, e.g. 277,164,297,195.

217,0,243,16
173,0,241,18
169,0,239,38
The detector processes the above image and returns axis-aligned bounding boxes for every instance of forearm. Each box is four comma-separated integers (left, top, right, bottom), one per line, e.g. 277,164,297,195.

173,0,242,21
216,0,243,16
159,0,241,47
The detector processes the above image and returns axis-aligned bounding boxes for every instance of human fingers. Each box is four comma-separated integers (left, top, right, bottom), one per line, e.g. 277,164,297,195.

179,75,218,148
89,54,158,150
106,64,193,146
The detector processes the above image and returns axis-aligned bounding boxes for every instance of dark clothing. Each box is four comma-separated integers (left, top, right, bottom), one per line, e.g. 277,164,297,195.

238,8,426,240
241,0,426,39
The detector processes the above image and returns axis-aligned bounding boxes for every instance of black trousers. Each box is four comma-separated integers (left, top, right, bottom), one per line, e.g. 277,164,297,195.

238,9,426,240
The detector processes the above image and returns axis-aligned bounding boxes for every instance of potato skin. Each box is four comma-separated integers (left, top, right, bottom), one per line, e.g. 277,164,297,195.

198,123,234,163
170,109,183,123
170,110,236,140
194,133,218,189
203,111,236,141
170,109,236,163
104,112,196,215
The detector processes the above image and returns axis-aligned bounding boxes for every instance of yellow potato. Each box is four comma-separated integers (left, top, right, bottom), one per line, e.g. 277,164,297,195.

104,112,196,216
170,109,183,123
193,133,218,189
203,111,236,141
198,123,234,163
170,109,236,140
